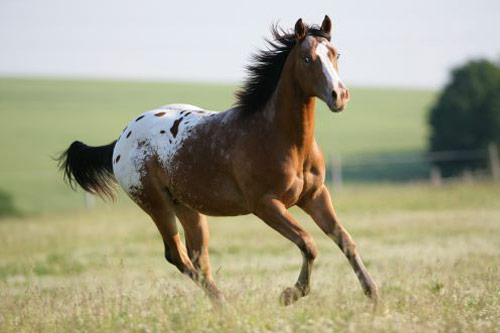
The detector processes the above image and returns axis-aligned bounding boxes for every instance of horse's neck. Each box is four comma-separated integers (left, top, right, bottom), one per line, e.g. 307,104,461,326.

270,70,316,155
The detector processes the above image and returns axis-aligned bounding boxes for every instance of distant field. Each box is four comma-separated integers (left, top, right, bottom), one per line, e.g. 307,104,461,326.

0,183,499,332
0,78,435,214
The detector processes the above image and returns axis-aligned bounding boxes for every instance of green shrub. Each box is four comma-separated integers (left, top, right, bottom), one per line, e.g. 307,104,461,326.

428,59,500,176
0,189,20,218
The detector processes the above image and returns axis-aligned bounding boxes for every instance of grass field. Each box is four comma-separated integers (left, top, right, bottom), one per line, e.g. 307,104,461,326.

0,78,435,214
1,183,499,332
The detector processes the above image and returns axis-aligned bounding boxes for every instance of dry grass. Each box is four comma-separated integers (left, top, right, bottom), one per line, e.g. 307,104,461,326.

1,183,499,332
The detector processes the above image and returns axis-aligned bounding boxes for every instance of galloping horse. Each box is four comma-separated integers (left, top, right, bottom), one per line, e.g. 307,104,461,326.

59,15,378,305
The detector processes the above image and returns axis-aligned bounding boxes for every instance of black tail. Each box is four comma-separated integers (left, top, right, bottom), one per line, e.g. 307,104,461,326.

57,141,117,199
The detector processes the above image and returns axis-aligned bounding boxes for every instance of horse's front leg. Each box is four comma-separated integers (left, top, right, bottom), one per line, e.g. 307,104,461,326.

254,196,318,305
299,185,378,303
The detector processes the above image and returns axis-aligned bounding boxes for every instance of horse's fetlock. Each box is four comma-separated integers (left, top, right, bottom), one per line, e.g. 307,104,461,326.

295,282,311,296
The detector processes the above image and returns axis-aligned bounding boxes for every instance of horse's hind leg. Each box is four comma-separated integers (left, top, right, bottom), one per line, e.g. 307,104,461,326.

254,196,318,306
299,185,378,303
136,191,198,280
131,177,209,297
174,204,223,301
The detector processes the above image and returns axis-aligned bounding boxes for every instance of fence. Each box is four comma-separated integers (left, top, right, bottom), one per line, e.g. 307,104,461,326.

327,143,500,190
78,143,500,207
2,144,498,211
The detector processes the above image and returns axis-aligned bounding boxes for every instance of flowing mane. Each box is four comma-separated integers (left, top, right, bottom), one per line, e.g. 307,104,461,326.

235,24,331,114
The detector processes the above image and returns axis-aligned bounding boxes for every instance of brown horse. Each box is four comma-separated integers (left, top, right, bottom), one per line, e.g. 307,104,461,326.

58,15,378,305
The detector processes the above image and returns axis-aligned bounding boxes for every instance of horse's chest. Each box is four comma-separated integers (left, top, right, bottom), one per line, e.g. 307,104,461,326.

282,164,324,207
281,176,305,208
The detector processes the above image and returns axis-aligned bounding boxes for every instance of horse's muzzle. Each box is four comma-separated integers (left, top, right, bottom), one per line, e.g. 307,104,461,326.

329,88,350,112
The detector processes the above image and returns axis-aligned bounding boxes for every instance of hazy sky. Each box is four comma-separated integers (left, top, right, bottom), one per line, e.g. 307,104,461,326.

1,0,499,88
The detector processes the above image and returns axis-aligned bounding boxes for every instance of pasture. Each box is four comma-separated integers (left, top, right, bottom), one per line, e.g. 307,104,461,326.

0,78,499,332
1,183,499,332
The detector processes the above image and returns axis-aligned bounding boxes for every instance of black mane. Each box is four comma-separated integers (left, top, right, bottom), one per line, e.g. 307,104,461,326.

235,24,330,114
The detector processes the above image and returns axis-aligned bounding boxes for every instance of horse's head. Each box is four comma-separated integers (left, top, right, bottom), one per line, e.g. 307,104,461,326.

291,16,349,112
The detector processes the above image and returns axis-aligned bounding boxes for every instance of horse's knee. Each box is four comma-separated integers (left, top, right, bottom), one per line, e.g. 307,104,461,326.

299,235,318,261
339,234,358,258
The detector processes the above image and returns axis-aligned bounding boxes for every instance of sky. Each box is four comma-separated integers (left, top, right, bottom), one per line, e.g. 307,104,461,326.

0,0,499,89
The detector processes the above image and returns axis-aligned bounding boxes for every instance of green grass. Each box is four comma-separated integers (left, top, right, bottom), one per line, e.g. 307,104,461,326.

0,183,499,332
0,77,435,214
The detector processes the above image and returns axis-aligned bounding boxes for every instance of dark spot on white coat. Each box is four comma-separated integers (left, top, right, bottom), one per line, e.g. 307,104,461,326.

170,117,184,138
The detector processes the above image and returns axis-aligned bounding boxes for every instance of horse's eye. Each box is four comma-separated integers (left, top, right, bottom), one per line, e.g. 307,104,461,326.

304,56,311,64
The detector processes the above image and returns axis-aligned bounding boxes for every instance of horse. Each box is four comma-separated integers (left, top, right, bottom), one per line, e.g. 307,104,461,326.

58,15,378,306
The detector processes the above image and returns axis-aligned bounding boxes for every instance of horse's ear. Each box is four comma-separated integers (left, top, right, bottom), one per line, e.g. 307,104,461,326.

321,15,332,35
294,18,306,40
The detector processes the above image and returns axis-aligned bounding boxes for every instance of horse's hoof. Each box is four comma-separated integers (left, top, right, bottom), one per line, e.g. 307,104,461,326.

370,290,379,307
279,287,301,306
209,291,227,308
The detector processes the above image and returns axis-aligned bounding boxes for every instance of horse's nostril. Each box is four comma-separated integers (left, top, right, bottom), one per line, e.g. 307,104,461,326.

337,89,350,102
331,90,337,101
343,89,350,101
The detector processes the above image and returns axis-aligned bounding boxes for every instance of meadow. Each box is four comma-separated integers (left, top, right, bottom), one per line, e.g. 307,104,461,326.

0,78,499,332
1,183,499,332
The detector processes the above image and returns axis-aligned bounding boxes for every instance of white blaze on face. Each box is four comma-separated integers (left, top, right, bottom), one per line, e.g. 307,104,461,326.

315,42,342,92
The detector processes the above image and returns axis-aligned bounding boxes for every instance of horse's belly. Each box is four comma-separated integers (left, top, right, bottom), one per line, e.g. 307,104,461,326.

171,186,250,216
167,151,250,216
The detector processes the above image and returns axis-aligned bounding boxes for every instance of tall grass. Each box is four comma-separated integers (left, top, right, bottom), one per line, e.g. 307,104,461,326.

0,183,499,332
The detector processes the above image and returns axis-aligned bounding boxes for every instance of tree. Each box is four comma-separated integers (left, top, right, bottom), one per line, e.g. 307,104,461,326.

428,59,500,176
0,189,19,218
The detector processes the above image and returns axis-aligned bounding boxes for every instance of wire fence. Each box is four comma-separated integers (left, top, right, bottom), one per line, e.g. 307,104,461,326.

327,143,500,189
1,143,498,211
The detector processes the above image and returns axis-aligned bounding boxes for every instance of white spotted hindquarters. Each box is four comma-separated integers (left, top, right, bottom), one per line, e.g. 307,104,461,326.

112,104,216,196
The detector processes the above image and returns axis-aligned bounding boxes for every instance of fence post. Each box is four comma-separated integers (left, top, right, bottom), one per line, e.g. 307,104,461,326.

430,166,442,186
84,192,95,209
488,143,500,181
331,154,343,192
